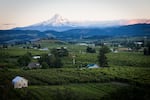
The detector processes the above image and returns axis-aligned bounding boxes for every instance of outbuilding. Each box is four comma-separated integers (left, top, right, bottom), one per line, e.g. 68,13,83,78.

27,62,41,69
32,56,40,59
12,76,28,88
87,64,99,68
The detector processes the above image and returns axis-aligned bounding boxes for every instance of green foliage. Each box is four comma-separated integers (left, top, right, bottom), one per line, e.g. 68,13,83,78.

98,46,110,67
2,44,8,48
0,51,9,62
38,54,63,68
17,52,32,66
86,46,96,53
0,70,20,100
51,47,69,57
108,52,150,67
1,67,150,100
9,67,150,86
41,62,49,69
144,47,150,55
102,86,150,100
101,46,111,54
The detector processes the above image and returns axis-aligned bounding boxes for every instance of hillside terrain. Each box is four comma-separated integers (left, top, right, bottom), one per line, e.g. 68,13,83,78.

0,24,150,43
0,39,150,100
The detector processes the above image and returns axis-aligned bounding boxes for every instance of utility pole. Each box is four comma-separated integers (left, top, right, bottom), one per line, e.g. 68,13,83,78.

72,55,76,65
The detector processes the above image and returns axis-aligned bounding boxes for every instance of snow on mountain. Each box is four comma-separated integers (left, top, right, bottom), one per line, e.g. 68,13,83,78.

13,14,77,32
34,14,71,27
13,14,150,32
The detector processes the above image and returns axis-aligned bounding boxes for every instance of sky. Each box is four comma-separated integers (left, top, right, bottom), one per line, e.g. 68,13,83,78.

0,0,150,30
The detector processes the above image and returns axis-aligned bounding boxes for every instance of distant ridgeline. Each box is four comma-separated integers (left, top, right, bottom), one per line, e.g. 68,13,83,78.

0,24,150,44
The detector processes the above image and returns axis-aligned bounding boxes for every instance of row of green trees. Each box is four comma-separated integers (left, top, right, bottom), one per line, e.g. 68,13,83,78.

85,46,110,67
17,45,110,68
39,47,69,68
38,54,62,68
17,47,69,68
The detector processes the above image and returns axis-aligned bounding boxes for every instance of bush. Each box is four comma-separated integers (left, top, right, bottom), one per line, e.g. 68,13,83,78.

41,62,49,69
17,52,32,66
51,47,69,57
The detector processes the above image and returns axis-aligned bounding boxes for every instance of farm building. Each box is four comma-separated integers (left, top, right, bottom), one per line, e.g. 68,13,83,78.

39,48,49,51
134,42,143,47
77,43,88,46
118,47,132,52
87,64,99,68
33,56,41,59
27,62,41,69
12,76,28,88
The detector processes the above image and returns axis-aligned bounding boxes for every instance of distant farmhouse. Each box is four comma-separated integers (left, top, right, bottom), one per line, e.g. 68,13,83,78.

39,48,49,51
118,47,132,52
32,55,41,59
12,76,28,88
27,62,41,69
77,43,95,47
134,41,143,47
87,64,99,68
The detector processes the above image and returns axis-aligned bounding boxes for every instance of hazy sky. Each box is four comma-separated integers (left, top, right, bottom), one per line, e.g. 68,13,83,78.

0,0,150,29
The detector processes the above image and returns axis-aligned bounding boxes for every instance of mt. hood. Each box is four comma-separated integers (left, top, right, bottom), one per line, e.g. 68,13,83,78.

13,14,77,31
13,14,150,32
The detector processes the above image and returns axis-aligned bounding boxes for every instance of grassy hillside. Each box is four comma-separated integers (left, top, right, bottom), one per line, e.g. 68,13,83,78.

8,67,150,86
0,67,150,100
1,47,150,68
0,40,150,100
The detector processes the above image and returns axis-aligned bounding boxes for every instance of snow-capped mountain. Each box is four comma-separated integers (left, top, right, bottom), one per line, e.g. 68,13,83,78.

34,14,72,27
13,14,77,31
13,14,150,32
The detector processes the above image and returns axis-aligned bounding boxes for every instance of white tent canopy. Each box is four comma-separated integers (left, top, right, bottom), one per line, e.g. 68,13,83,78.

12,76,28,88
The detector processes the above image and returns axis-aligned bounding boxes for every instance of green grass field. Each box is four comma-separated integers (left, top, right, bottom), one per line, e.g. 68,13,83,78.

1,66,150,100
0,40,150,100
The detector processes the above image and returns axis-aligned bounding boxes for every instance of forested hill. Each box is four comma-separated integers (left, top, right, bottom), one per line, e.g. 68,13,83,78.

0,24,150,43
51,24,150,39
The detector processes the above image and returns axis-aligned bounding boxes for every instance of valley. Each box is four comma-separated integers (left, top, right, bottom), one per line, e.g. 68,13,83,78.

0,38,150,100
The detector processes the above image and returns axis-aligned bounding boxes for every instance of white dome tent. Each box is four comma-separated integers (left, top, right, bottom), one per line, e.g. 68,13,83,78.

12,76,28,88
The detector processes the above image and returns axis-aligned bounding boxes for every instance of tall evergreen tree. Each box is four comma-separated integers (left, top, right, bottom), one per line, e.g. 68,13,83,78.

98,46,110,67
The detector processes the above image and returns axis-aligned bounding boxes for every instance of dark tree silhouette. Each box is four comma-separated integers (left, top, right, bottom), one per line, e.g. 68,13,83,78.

86,46,96,53
38,54,63,68
17,52,32,66
98,46,110,67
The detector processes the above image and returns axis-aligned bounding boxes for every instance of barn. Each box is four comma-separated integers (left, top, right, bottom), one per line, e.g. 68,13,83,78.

12,76,28,88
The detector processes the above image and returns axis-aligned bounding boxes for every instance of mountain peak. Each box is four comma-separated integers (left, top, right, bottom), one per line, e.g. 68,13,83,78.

12,14,150,32
43,14,69,26
52,14,63,20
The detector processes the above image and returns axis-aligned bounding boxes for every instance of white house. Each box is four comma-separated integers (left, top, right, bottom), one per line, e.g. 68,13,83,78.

12,76,28,88
32,56,41,59
87,64,99,68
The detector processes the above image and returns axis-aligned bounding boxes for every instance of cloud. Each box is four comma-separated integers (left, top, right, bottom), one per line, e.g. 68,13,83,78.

2,23,16,26
0,23,16,30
